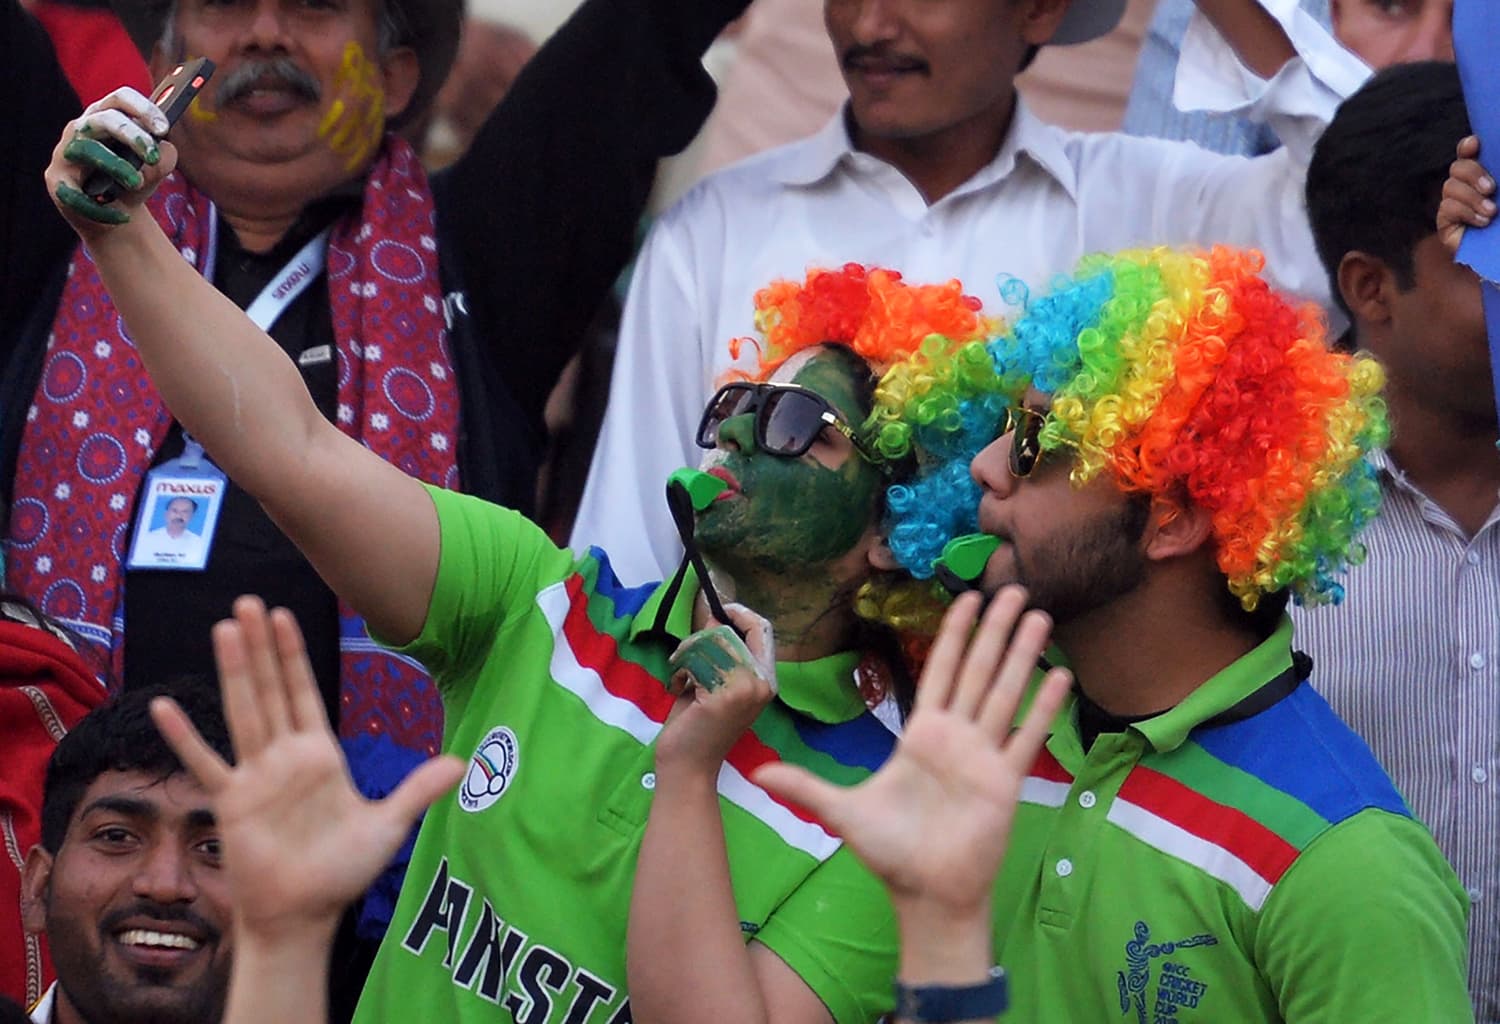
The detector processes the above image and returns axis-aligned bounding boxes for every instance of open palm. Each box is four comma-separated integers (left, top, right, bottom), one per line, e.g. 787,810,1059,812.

151,597,462,939
757,589,1070,912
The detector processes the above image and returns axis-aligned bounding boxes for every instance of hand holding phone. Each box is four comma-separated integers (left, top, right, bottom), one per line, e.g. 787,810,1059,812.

80,57,216,204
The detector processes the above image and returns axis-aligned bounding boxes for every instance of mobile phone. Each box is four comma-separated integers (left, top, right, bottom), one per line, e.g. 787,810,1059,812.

82,57,216,204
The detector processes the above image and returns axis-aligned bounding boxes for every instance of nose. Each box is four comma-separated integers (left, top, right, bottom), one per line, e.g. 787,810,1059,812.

131,840,199,905
970,432,1016,498
716,412,759,454
846,0,900,47
244,0,292,52
1403,9,1453,61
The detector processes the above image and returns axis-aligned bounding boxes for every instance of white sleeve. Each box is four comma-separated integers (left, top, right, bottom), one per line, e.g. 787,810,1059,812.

1173,0,1370,166
567,209,710,587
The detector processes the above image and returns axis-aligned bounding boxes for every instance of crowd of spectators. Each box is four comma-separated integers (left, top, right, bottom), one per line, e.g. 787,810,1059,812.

0,0,1494,1022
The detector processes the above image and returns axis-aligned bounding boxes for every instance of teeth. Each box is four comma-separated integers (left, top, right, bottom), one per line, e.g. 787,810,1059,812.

117,929,200,951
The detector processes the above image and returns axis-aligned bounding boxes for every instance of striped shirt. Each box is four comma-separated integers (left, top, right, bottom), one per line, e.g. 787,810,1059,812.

1292,451,1500,1023
994,617,1472,1022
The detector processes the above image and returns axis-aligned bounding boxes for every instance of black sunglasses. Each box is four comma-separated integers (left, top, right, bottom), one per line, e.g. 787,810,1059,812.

1004,405,1047,479
696,382,879,463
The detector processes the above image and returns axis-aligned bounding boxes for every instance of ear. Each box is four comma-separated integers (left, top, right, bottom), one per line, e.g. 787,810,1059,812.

1019,0,1073,46
380,46,422,122
20,846,54,936
1141,494,1214,563
1336,251,1395,331
866,537,903,572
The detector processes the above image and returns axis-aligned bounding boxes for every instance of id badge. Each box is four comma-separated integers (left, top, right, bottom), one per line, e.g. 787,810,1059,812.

126,437,227,572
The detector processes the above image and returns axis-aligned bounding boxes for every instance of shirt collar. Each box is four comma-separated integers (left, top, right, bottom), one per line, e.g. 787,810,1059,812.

30,982,56,1023
626,569,867,725
770,97,1079,203
1130,617,1297,753
1049,618,1297,759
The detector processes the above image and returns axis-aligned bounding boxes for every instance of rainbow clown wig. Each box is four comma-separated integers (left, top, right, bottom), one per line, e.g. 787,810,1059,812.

728,263,995,633
873,246,1390,611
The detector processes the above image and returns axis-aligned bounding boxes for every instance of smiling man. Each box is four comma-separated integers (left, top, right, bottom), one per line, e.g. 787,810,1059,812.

20,682,233,1024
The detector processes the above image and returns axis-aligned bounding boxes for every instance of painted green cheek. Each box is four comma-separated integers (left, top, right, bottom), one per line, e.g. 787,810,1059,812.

668,625,745,693
55,183,130,225
62,137,143,190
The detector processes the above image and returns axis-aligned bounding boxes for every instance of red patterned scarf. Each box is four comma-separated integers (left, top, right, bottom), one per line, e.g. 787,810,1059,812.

6,136,455,760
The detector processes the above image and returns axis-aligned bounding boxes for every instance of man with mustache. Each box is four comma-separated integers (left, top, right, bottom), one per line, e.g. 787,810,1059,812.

0,0,750,935
20,681,234,1024
570,0,1387,586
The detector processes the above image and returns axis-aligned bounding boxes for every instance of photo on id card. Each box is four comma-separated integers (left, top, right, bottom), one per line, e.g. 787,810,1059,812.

126,475,225,571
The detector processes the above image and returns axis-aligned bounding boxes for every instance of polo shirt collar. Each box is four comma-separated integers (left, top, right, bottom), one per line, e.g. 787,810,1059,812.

771,98,1079,203
627,568,867,725
1130,617,1296,753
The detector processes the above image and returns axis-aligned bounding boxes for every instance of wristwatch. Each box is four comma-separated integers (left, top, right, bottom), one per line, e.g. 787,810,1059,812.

893,966,1008,1022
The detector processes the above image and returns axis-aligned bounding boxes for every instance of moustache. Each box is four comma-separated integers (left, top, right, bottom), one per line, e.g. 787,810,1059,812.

841,45,929,75
216,58,322,106
99,901,221,944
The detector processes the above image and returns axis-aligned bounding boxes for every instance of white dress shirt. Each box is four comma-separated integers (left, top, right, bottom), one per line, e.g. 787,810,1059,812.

29,982,54,1023
1292,453,1500,1024
571,5,1369,585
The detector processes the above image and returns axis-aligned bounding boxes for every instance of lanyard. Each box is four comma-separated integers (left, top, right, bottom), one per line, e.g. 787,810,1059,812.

203,204,332,333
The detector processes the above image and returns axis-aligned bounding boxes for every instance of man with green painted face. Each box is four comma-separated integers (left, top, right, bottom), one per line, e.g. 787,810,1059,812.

43,106,986,1016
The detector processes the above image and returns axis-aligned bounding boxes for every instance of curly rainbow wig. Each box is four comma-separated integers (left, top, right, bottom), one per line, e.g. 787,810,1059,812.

727,264,995,637
879,246,1389,611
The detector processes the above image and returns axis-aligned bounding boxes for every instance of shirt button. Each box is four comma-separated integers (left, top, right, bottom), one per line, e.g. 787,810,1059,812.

1470,887,1484,904
1466,551,1482,567
1471,651,1487,670
1078,791,1097,809
1056,858,1074,878
641,772,656,790
1472,766,1490,785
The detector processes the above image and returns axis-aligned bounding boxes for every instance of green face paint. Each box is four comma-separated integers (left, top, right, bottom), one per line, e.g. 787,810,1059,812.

55,183,130,226
667,624,747,693
694,349,883,574
62,137,144,191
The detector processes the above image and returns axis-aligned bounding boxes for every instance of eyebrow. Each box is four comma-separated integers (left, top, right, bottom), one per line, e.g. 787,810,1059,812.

78,796,217,830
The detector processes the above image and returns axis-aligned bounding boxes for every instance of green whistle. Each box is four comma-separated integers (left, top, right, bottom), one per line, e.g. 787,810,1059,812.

935,533,1002,583
667,467,729,512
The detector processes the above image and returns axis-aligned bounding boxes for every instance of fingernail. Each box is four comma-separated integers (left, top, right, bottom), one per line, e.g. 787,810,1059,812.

1483,176,1496,192
1485,200,1497,216
146,145,160,165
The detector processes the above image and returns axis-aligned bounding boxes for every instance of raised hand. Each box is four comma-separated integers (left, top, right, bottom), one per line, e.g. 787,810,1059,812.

149,596,463,944
755,587,1070,915
1439,135,1495,255
44,86,176,235
656,602,777,776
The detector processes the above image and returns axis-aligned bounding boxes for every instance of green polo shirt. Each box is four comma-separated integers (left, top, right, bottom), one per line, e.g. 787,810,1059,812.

992,619,1471,1022
352,487,903,1024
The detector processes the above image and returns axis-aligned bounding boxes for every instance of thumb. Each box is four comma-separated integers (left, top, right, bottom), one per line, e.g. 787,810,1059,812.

383,754,464,828
754,762,846,824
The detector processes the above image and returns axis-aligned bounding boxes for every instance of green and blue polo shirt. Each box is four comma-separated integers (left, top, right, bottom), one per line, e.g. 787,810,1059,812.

994,619,1472,1022
352,487,902,1024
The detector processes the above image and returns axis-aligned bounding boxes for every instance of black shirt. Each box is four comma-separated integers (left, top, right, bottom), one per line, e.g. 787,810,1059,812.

123,199,349,713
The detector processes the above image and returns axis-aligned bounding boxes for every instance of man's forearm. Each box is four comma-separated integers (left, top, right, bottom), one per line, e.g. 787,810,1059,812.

627,771,770,1024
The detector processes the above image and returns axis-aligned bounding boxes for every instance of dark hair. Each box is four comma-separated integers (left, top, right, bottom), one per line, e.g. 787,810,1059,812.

41,677,231,853
1306,61,1471,324
0,996,31,1024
